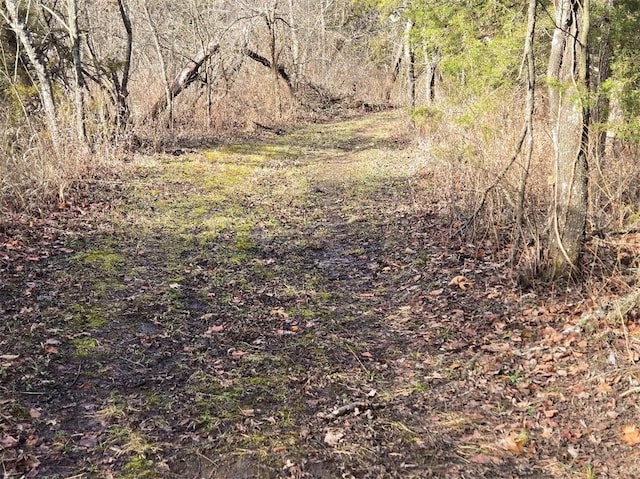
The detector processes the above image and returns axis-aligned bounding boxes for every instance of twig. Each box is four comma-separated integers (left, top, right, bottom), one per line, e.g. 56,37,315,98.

66,363,82,390
620,387,640,398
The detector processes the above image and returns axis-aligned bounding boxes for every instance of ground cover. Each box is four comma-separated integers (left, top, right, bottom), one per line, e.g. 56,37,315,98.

1,111,640,478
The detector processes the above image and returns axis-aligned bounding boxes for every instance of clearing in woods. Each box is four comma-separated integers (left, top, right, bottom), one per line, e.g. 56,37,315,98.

1,111,639,478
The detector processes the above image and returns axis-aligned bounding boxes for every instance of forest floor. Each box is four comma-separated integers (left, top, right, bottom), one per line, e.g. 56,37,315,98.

2,111,640,479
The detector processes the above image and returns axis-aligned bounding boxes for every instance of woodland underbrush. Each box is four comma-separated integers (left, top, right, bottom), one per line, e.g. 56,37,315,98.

411,90,640,283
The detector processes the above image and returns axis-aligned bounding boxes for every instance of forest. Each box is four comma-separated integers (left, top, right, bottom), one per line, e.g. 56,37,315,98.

1,0,640,477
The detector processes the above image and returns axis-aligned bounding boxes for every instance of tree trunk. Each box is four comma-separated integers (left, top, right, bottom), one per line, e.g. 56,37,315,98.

404,19,416,107
545,0,590,279
144,0,173,126
148,41,220,121
384,40,404,103
590,0,613,164
287,0,301,88
3,0,59,149
67,0,86,144
115,0,133,129
423,44,440,105
267,0,281,119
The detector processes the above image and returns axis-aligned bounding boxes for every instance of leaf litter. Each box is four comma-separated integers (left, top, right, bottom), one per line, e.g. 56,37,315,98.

1,111,640,478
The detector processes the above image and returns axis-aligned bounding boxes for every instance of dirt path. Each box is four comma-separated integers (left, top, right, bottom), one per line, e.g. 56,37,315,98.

1,112,639,478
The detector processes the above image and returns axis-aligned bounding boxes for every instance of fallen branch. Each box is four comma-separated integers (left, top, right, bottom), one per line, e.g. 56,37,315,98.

317,401,387,420
569,287,640,335
147,41,220,121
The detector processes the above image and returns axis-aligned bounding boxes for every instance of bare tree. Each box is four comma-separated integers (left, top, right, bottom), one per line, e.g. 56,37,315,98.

3,0,59,148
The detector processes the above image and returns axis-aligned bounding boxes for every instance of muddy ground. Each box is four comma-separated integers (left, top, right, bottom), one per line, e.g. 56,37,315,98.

1,112,640,478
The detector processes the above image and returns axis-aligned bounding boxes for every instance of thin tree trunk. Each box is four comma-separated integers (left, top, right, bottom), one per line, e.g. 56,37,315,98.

115,0,133,129
67,0,86,144
266,0,281,119
545,0,590,279
422,42,439,105
511,0,538,266
144,0,173,127
287,0,300,88
3,0,59,149
591,0,613,164
404,19,416,107
385,41,404,103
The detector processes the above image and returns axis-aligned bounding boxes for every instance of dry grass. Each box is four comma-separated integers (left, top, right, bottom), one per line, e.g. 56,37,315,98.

411,87,640,283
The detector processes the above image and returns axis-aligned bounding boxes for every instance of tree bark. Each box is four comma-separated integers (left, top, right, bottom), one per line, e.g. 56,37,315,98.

545,0,590,279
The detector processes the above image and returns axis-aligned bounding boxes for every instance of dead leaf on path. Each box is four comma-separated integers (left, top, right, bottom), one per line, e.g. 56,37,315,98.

597,382,612,395
0,435,19,449
229,349,247,359
0,354,19,360
499,430,529,454
204,325,225,336
621,424,640,446
270,308,289,318
324,429,344,447
449,275,473,290
241,409,256,417
29,408,41,419
470,454,502,465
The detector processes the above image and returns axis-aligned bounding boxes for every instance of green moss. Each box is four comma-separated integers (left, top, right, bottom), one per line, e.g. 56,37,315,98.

118,455,157,479
72,337,98,357
68,305,108,329
73,248,125,272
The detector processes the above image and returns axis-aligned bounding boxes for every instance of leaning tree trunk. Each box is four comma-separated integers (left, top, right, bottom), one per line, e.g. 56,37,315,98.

545,0,590,280
4,0,59,149
147,41,220,121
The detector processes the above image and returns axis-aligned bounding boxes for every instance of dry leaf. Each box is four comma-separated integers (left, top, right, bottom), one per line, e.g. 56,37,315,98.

324,429,344,447
621,424,640,446
470,454,501,465
0,435,19,449
229,349,247,359
449,275,473,290
204,325,225,336
500,430,529,454
597,382,612,394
